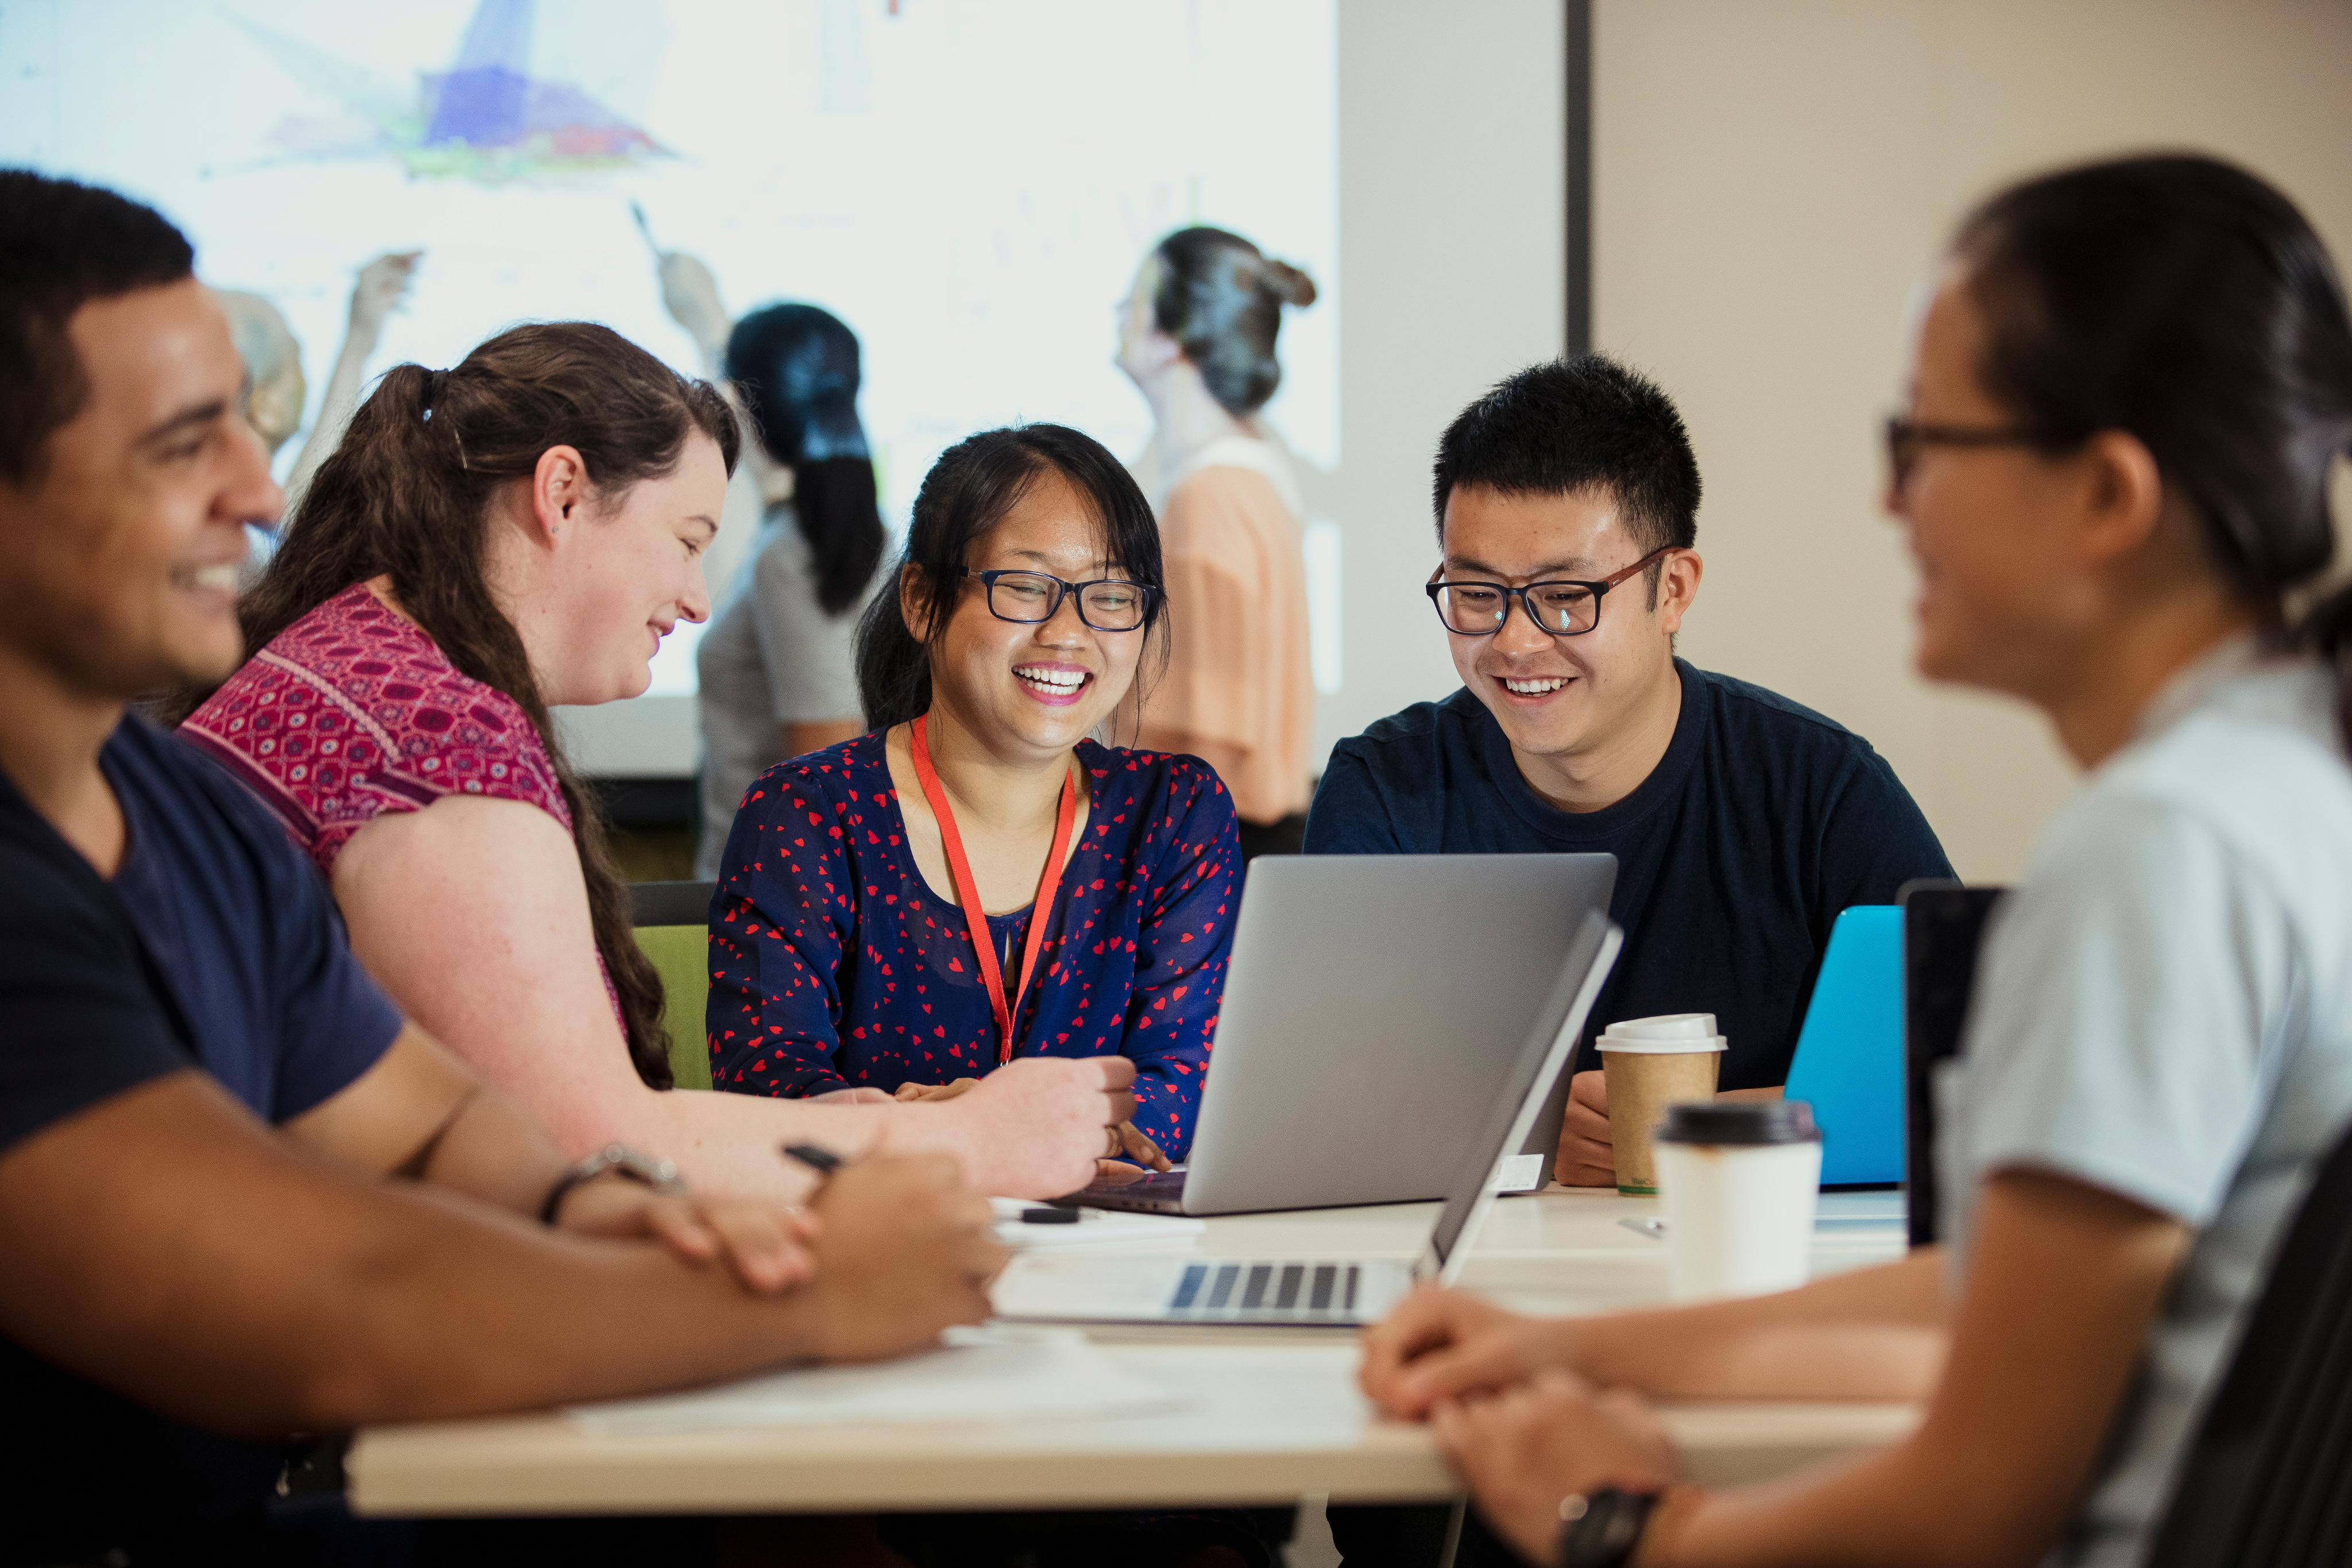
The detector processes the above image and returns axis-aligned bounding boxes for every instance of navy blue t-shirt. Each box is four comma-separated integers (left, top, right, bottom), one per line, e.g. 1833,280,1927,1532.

1304,661,1953,1089
0,716,404,1559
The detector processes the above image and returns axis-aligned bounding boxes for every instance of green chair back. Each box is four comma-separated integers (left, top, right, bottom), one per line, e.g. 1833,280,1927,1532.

628,881,717,1093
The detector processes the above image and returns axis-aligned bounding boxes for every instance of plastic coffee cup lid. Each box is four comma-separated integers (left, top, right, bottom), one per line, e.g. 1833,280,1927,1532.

1655,1099,1820,1145
1596,1013,1727,1054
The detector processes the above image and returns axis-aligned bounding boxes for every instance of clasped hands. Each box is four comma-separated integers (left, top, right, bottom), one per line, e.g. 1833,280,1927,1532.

1361,1288,1685,1567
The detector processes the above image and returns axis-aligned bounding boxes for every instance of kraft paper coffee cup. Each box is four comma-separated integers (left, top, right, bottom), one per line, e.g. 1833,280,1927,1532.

1655,1099,1823,1302
1597,1013,1725,1195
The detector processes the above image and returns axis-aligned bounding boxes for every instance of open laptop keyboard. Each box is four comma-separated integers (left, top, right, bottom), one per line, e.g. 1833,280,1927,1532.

1163,1260,1363,1321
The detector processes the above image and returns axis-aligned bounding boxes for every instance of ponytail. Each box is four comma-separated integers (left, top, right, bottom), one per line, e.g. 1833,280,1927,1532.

176,323,738,1090
2300,532,2352,749
794,456,887,616
854,551,931,732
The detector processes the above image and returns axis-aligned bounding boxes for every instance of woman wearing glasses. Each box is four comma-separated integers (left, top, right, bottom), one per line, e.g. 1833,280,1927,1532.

1360,155,2352,1568
707,424,1237,1170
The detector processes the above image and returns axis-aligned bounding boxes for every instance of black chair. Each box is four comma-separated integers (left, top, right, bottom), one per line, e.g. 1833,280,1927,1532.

1897,881,2005,1247
2145,1118,2352,1566
629,878,715,928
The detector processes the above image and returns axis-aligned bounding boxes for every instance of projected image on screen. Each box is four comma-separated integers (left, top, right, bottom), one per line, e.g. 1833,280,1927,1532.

0,0,1338,706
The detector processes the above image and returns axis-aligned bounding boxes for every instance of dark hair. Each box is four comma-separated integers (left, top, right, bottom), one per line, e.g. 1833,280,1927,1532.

856,424,1167,733
1432,353,1703,602
1151,226,1317,417
725,303,885,614
1953,154,2352,744
215,323,738,1090
0,169,195,487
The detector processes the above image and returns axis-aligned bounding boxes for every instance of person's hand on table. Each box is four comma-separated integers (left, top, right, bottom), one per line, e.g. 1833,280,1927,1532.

1360,1284,1579,1420
1431,1368,1684,1567
1106,1118,1171,1172
798,1153,1007,1361
910,1056,1140,1198
551,1177,819,1295
809,1085,896,1105
895,1077,980,1104
1554,1070,1618,1187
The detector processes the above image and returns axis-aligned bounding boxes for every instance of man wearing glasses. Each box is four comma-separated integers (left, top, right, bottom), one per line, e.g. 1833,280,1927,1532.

1305,355,1950,1185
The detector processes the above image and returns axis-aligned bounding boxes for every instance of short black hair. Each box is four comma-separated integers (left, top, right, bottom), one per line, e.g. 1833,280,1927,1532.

0,169,195,487
1432,353,1703,560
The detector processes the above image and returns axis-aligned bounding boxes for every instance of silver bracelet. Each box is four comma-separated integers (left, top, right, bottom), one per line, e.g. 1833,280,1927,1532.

539,1143,686,1225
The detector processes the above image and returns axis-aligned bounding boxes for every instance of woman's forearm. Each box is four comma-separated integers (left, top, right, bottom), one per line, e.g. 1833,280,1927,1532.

1564,1249,1949,1400
623,1082,894,1203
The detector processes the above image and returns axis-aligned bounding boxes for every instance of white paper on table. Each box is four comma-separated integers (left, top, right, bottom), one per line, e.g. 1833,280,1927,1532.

989,1197,1207,1250
564,1325,1182,1437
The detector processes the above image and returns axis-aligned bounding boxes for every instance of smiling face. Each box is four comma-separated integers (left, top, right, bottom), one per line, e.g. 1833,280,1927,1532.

0,279,280,700
527,430,729,707
1890,271,2096,699
916,464,1148,761
1439,483,1697,768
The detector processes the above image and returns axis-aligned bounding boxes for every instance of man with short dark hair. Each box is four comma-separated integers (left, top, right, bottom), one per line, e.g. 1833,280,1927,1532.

1306,355,1951,1185
0,168,1019,1563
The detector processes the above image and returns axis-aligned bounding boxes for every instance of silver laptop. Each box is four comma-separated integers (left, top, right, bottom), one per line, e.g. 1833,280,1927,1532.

991,912,1622,1326
1070,853,1616,1215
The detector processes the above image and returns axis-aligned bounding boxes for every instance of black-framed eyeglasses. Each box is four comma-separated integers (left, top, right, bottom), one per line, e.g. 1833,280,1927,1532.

1425,546,1675,638
1882,416,2061,494
961,568,1159,632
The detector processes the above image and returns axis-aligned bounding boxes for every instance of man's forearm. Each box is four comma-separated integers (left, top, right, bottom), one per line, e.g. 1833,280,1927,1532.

0,1075,836,1438
293,1178,832,1430
417,1077,571,1217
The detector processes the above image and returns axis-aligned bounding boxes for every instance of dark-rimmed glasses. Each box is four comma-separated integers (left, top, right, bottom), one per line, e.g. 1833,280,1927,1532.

1882,416,2060,494
962,568,1159,632
1425,546,1675,637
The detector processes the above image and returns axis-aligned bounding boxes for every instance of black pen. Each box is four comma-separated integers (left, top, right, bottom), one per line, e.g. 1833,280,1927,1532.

780,1143,842,1176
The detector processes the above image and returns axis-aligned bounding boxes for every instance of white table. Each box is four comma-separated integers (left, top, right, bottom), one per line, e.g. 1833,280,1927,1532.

349,1188,1914,1517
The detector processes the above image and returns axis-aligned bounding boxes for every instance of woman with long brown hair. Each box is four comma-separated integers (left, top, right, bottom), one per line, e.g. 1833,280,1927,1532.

179,322,1134,1203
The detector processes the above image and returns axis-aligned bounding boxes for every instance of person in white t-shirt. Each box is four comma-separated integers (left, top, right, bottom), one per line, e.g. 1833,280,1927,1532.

1347,154,2352,1568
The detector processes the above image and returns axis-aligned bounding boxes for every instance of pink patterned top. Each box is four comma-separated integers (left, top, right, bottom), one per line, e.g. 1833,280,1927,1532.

184,582,570,870
182,583,620,1024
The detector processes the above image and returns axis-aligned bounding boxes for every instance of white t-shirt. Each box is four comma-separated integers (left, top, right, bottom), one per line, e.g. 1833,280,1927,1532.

1938,638,2352,1566
694,510,874,879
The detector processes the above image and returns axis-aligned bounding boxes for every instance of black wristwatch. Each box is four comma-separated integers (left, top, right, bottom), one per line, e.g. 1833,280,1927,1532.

1557,1488,1659,1568
539,1143,687,1225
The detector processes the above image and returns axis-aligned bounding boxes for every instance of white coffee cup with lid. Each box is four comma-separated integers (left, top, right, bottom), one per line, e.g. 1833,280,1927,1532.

1654,1099,1822,1302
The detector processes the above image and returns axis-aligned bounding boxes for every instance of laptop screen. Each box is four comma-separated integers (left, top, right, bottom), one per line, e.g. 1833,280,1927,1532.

1425,911,1621,1277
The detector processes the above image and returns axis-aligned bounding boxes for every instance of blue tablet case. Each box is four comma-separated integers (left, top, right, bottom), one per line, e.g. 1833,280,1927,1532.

1784,905,1905,1186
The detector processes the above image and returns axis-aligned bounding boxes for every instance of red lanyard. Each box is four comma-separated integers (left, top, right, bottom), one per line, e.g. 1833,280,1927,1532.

908,713,1080,1065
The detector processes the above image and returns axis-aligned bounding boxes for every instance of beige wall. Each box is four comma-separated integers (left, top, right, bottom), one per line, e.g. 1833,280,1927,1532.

1593,0,2352,880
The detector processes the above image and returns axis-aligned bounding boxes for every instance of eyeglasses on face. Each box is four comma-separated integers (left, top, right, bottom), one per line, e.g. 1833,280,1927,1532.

1425,546,1676,637
961,568,1159,632
1882,416,2063,494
